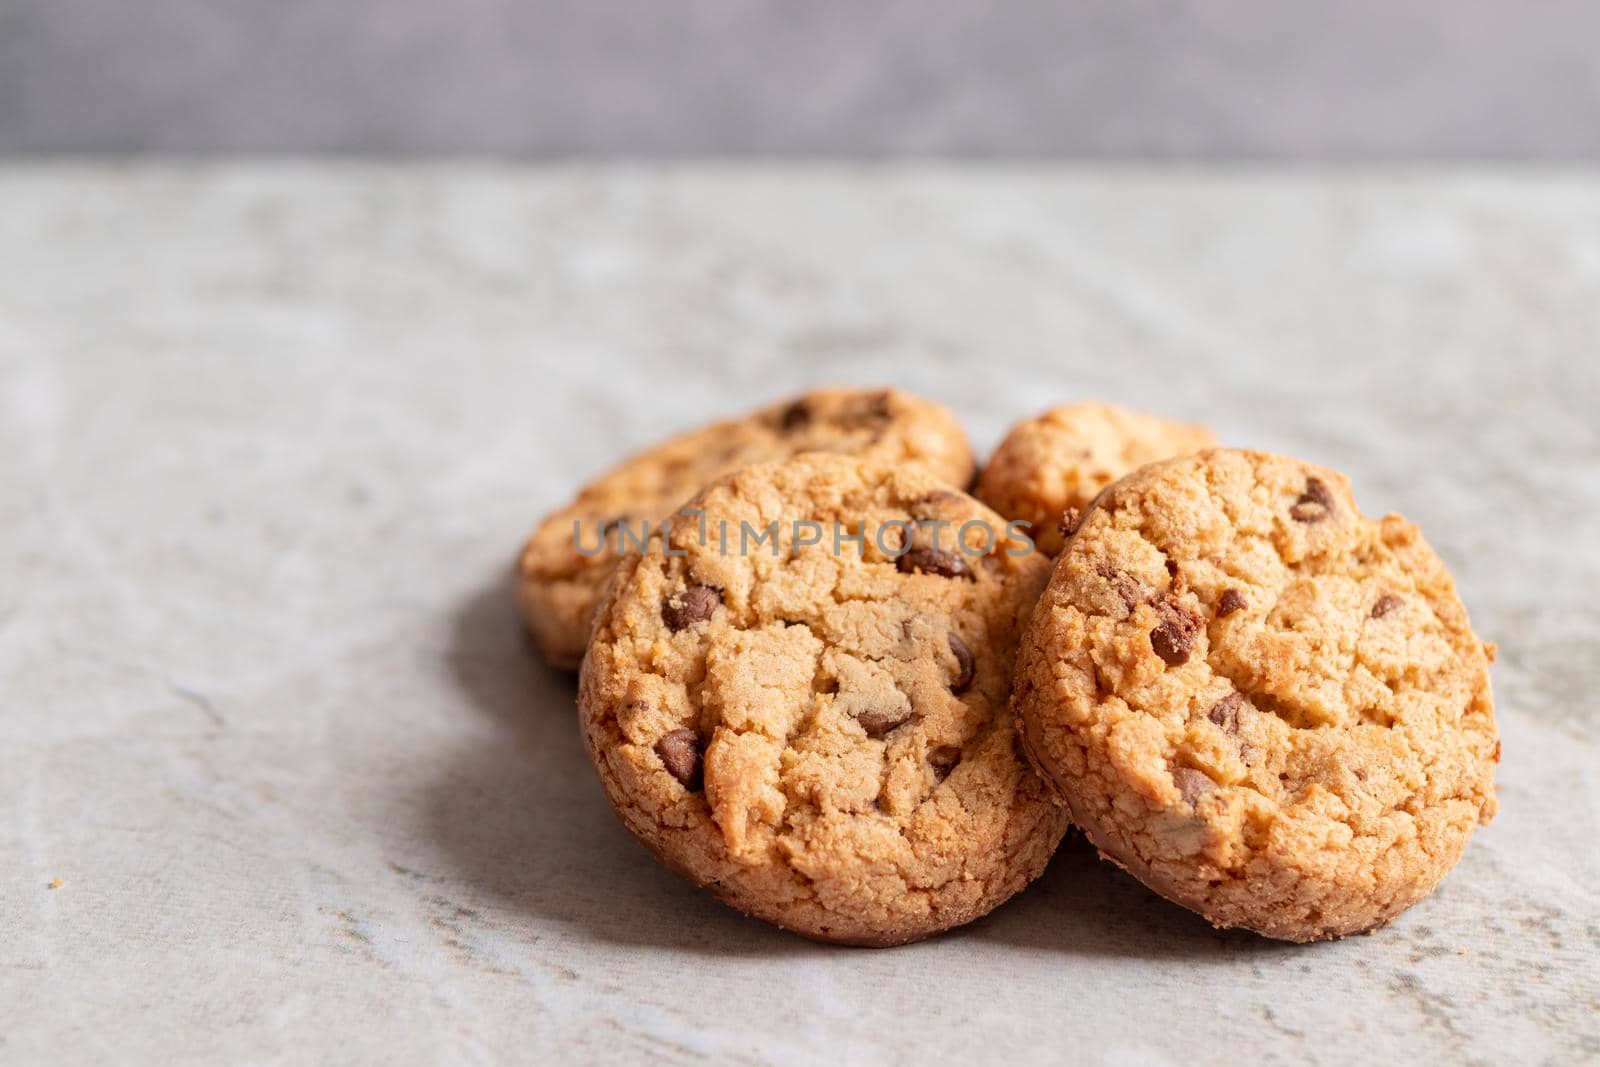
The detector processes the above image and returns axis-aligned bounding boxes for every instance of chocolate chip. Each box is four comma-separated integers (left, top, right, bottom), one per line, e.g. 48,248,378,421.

897,547,972,579
1096,563,1142,613
1059,507,1083,540
1207,692,1244,731
842,390,893,428
929,745,963,780
947,632,975,694
655,729,703,789
1371,593,1403,618
1150,625,1191,666
662,584,721,631
1289,477,1336,523
1217,588,1247,618
1171,766,1216,806
779,400,811,432
1354,768,1368,782
856,706,911,738
1150,598,1203,667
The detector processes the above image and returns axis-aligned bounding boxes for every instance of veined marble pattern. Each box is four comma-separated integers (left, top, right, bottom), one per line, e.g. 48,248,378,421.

1,165,1596,1065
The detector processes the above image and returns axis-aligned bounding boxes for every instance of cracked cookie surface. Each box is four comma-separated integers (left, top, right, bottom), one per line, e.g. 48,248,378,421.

518,387,975,668
579,453,1068,946
977,402,1216,555
1013,449,1499,942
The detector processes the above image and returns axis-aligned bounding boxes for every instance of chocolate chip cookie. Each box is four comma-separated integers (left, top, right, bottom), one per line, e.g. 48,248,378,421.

1013,449,1499,942
579,453,1069,945
977,402,1216,555
518,388,975,668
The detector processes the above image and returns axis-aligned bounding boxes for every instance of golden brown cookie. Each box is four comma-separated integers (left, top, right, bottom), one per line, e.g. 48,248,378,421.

579,453,1069,946
977,402,1216,555
1013,449,1499,942
518,388,975,668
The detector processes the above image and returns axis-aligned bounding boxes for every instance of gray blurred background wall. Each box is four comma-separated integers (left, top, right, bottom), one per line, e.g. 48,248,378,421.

2,0,1598,158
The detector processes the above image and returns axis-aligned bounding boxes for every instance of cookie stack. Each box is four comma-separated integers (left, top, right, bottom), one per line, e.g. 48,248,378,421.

515,388,1499,946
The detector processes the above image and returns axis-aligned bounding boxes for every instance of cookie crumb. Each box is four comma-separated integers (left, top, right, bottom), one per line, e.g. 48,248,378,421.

48,878,63,890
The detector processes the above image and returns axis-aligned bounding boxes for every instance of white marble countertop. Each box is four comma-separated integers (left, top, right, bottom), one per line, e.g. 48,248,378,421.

2,165,1597,1065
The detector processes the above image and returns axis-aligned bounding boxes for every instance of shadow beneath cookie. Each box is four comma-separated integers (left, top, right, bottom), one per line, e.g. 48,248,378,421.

422,573,834,958
444,576,580,741
962,834,1309,960
413,738,838,958
430,574,1308,960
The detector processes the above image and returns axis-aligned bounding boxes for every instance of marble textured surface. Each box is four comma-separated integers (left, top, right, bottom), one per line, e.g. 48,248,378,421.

1,165,1597,1065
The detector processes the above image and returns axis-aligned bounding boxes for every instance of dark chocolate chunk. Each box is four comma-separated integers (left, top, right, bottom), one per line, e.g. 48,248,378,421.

1150,598,1203,667
655,729,703,789
841,390,893,428
857,706,912,738
947,632,975,694
1289,476,1336,523
1171,766,1216,806
1217,588,1247,618
662,584,722,631
778,400,811,432
1371,593,1403,618
897,548,972,579
1096,563,1143,614
1207,692,1245,731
